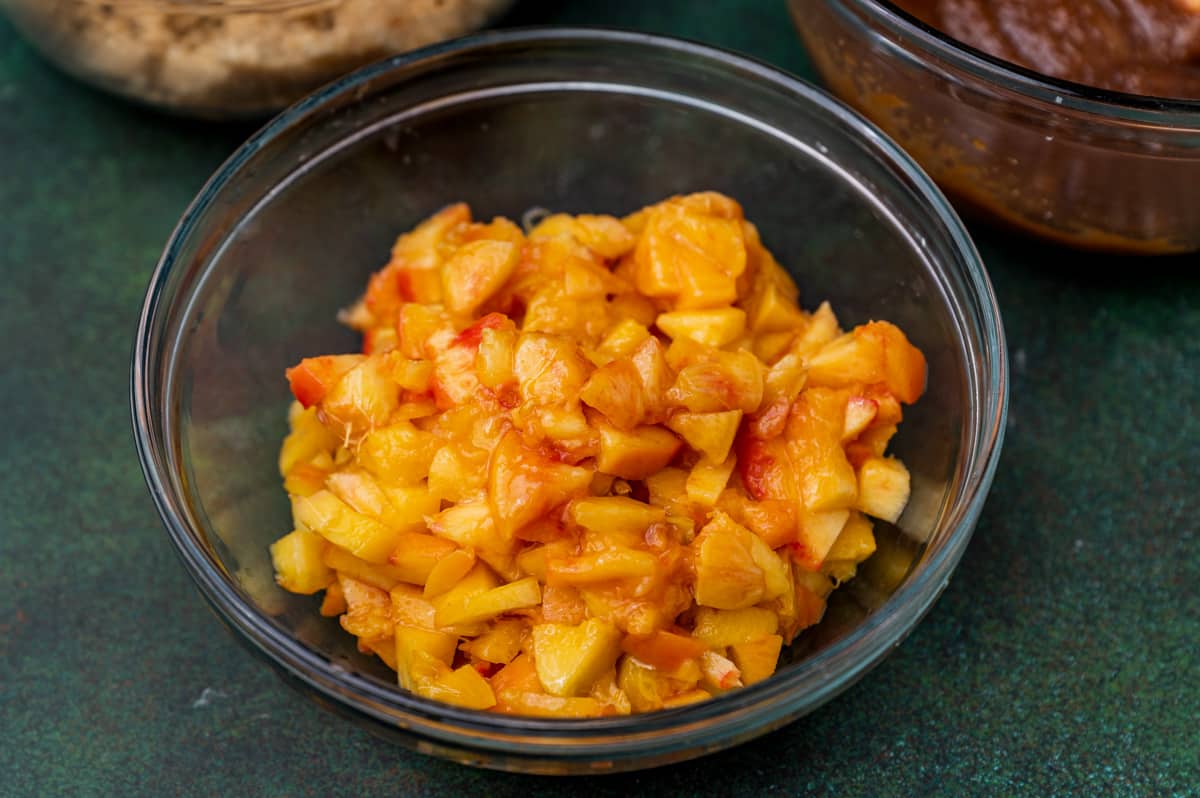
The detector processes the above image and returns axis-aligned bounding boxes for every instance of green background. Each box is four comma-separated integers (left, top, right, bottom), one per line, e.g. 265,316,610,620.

1,1,1197,795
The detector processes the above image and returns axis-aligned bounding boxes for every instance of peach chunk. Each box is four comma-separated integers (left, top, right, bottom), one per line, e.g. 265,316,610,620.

489,429,593,539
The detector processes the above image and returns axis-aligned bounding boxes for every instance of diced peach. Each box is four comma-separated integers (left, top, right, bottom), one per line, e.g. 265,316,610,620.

635,205,745,308
461,618,526,665
595,319,651,363
823,513,877,581
718,491,799,548
396,303,454,360
419,663,498,710
522,284,609,342
357,422,439,485
269,530,333,594
842,395,879,441
669,350,763,414
326,470,432,534
427,502,505,554
856,457,911,523
736,436,797,503
787,388,858,511
429,563,500,626
616,656,671,712
477,549,522,583
621,630,708,673
728,635,783,685
629,337,675,422
608,292,659,328
490,652,543,699
422,548,477,599
388,532,458,585
656,308,746,347
431,313,515,408
826,511,876,564
666,409,742,463
394,400,438,421
792,509,850,572
463,216,525,247
754,331,795,364
389,356,433,392
395,625,458,691
806,332,885,390
562,257,617,299
546,549,660,586
594,420,681,480
532,618,623,696
514,539,575,582
792,300,840,359
291,490,397,564
580,360,646,430
588,668,633,715
568,496,666,535
644,467,691,515
435,576,541,627
286,354,365,409
793,568,834,631
326,469,397,521
337,574,393,642
541,585,588,625
389,583,440,629
672,191,745,220
475,326,517,391
283,462,328,497
692,606,779,648
699,650,742,690
389,203,471,273
488,430,593,539
868,388,904,427
513,333,592,406
856,321,927,404
744,281,805,335
846,422,899,468
572,214,637,259
685,455,737,508
746,398,791,442
426,444,488,503
322,545,409,591
279,405,339,476
319,580,346,616
762,352,807,405
442,239,521,316
748,531,791,599
692,513,767,610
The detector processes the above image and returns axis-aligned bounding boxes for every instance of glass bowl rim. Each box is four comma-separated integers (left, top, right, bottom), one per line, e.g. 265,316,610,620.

131,26,1008,758
829,0,1200,124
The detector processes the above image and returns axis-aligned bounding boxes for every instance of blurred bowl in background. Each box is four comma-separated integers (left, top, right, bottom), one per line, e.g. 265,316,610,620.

792,0,1200,254
0,0,513,118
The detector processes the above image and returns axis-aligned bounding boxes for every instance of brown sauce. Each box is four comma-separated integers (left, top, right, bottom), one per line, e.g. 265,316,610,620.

894,0,1200,98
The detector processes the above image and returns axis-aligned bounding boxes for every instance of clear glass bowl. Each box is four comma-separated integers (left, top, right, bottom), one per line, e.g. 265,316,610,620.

0,0,512,118
791,0,1200,254
131,28,1007,774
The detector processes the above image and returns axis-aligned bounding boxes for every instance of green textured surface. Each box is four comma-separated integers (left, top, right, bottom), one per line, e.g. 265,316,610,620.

1,1,1197,795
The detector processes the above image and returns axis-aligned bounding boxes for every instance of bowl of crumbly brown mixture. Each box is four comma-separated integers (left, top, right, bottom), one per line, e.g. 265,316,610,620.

0,0,513,117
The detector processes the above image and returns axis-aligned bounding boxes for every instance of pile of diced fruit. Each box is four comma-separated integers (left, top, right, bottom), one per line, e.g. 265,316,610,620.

270,192,926,716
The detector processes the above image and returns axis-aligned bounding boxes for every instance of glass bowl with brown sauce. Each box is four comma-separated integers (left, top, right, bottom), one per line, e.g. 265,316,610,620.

792,0,1200,254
